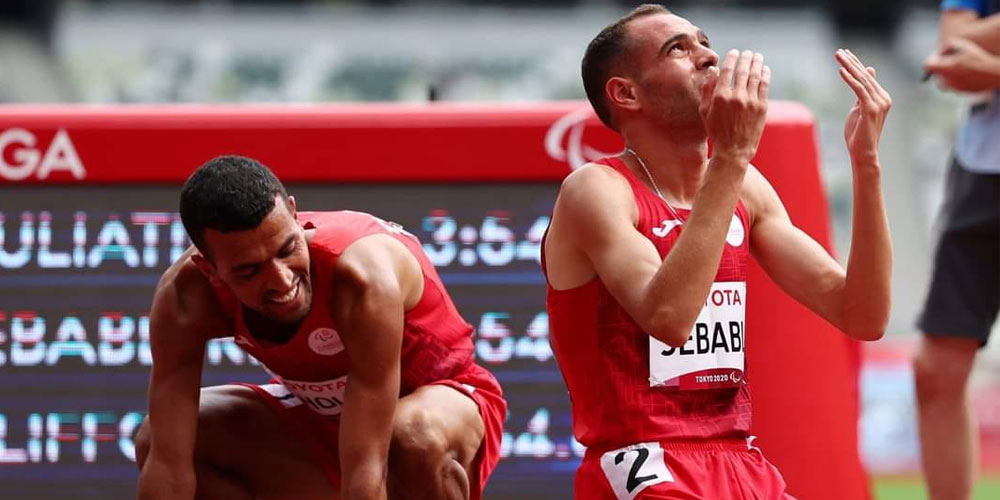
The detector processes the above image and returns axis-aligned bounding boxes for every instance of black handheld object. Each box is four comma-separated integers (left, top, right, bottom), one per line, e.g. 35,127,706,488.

922,45,961,83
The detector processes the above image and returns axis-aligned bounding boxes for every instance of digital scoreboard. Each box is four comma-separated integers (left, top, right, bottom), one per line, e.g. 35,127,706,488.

0,184,579,499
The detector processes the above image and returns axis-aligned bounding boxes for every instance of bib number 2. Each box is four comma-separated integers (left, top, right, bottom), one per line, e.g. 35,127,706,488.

599,442,673,500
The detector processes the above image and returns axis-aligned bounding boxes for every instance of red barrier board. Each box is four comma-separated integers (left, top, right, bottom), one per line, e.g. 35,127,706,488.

0,101,810,184
0,102,617,183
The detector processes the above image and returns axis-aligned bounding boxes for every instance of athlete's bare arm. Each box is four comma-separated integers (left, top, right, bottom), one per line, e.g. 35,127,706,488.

331,234,424,500
545,50,769,347
745,50,891,341
137,250,231,500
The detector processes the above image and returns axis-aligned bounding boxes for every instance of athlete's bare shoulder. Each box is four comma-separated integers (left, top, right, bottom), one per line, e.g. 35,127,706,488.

546,161,640,288
554,161,637,226
333,234,423,312
151,247,231,339
558,162,630,198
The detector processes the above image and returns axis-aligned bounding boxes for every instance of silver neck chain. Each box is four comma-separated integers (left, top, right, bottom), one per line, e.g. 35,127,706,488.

625,147,685,223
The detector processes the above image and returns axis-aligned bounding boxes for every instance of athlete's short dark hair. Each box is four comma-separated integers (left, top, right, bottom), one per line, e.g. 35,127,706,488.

582,4,671,131
179,155,289,256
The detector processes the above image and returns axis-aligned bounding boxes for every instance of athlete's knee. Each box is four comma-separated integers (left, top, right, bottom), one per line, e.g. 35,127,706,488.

392,406,450,470
390,405,466,498
134,416,152,470
193,385,259,465
390,406,472,499
913,337,976,402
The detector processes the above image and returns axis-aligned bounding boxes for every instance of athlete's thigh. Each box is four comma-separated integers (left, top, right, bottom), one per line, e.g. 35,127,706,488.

196,384,337,500
393,384,485,469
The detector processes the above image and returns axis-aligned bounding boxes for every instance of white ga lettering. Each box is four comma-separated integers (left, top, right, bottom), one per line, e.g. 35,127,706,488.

0,128,85,181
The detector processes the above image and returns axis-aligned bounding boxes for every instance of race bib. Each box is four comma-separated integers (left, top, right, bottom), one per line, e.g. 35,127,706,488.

265,367,349,417
599,442,673,500
649,282,746,390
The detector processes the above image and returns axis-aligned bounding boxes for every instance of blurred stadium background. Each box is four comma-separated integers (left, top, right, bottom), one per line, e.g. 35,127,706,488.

0,0,998,498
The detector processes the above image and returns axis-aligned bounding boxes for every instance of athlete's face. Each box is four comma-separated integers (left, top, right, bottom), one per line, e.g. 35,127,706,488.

622,14,719,128
197,196,313,324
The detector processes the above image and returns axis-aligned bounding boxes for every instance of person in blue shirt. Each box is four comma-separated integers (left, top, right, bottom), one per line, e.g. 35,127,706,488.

916,1,1000,499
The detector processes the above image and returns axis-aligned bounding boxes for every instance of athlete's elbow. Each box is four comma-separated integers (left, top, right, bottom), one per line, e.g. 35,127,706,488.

842,317,888,342
839,294,891,341
646,320,693,348
847,327,886,342
661,333,692,348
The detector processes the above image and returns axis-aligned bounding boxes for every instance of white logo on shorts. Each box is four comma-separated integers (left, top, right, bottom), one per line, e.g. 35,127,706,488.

307,328,344,356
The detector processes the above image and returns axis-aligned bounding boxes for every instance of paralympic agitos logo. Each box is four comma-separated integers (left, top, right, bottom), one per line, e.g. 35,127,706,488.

0,128,85,181
544,107,621,171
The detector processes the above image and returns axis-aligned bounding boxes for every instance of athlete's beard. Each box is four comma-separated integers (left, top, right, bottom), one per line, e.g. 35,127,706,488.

655,96,707,141
645,80,705,135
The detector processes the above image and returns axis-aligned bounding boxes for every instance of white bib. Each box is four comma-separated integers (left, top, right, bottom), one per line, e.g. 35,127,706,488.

264,366,349,416
599,442,673,500
649,282,746,390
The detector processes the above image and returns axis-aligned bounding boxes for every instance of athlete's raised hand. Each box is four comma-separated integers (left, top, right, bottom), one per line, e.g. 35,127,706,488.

699,49,771,165
836,49,892,168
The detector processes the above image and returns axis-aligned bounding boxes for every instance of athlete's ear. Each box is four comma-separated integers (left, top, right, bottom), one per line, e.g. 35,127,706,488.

191,252,223,287
607,76,640,114
286,195,297,218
